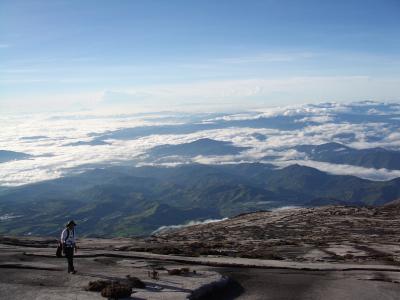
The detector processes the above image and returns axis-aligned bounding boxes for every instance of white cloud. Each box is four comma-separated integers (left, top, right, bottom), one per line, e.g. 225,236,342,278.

272,206,301,211
0,112,187,185
0,101,399,186
272,160,400,181
152,218,228,235
295,115,334,123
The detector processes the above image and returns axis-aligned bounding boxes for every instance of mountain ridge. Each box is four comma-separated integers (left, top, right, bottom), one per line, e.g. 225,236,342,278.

1,163,399,237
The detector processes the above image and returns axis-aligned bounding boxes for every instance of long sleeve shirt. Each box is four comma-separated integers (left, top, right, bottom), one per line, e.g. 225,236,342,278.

61,228,76,247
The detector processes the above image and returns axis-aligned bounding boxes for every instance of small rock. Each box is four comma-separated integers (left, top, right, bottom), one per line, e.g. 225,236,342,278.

167,268,183,275
167,267,191,275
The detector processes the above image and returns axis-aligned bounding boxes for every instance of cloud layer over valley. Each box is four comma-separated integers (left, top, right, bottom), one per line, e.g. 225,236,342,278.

1,101,400,186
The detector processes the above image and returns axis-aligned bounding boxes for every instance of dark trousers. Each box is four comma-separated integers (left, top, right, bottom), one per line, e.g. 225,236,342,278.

64,247,75,272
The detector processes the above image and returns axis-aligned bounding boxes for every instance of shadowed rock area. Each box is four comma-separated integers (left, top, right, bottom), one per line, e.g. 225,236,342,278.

0,238,231,299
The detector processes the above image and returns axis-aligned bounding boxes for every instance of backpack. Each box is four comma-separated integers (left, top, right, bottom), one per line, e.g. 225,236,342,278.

56,241,63,258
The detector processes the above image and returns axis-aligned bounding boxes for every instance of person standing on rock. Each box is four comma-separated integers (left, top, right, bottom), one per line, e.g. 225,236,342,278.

61,220,77,274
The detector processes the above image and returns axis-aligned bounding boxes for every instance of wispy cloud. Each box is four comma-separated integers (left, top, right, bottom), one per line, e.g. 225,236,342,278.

0,69,41,74
152,218,228,234
272,160,400,181
215,52,316,64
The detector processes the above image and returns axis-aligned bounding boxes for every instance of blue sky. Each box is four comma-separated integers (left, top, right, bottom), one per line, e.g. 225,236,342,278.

1,0,400,112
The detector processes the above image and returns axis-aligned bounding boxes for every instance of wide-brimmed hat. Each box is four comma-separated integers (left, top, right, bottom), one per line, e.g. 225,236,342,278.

66,220,77,227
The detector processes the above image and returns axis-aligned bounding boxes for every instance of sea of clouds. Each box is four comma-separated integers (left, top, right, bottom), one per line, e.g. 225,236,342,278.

1,101,400,186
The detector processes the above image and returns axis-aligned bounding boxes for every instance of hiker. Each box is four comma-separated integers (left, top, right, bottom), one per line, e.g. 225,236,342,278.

61,220,77,274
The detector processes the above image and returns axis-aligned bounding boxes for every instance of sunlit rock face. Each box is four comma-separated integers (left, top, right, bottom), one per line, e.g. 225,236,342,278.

150,203,400,262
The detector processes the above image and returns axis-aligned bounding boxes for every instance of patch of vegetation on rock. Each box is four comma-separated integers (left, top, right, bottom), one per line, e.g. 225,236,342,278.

101,282,132,299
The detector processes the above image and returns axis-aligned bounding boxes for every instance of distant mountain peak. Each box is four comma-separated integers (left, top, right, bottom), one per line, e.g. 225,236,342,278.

0,150,32,163
188,138,222,144
281,163,325,175
147,138,250,158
